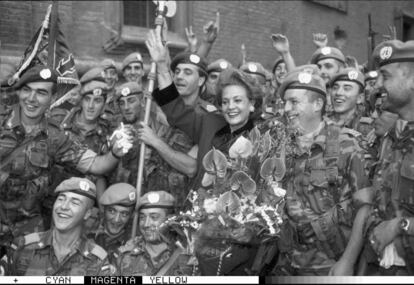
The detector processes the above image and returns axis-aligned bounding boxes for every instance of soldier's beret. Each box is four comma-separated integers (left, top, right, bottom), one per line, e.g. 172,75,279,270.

239,62,267,80
278,64,326,99
207,59,233,73
272,57,285,74
122,52,143,71
373,40,414,67
100,58,117,71
80,67,106,84
80,80,108,97
100,183,136,207
330,68,365,88
364,70,378,82
310,46,346,65
139,191,175,210
115,81,143,100
55,177,96,201
13,65,58,89
170,52,208,75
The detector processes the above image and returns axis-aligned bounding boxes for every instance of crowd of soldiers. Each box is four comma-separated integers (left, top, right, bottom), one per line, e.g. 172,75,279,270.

0,13,413,277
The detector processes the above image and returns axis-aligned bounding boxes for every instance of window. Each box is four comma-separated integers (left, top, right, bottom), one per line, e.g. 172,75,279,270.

394,10,414,41
123,1,172,29
103,0,189,54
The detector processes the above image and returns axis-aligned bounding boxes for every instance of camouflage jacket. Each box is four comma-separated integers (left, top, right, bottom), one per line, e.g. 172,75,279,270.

8,230,115,276
281,120,372,271
0,105,89,236
116,236,194,276
87,223,130,264
56,107,111,155
363,120,414,270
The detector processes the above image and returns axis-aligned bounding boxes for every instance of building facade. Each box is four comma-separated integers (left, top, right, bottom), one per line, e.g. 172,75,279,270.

1,0,414,79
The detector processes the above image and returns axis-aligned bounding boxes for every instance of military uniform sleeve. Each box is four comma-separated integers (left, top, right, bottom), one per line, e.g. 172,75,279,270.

152,84,205,143
346,140,373,208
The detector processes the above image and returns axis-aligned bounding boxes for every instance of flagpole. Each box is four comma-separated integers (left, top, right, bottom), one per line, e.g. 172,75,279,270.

130,1,174,239
48,0,59,69
8,5,52,86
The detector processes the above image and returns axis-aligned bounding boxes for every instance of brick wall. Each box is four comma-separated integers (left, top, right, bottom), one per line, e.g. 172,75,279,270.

1,0,414,78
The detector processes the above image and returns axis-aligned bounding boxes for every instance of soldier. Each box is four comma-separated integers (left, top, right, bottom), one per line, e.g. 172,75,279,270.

122,52,145,88
203,58,232,106
87,183,136,263
116,191,194,275
170,51,217,114
364,70,380,117
310,46,346,115
0,65,132,243
45,80,112,228
362,40,414,275
112,81,197,208
6,177,115,275
100,58,121,123
329,68,374,137
272,65,372,276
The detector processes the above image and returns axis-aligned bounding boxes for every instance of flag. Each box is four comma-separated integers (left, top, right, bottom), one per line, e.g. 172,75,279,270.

7,1,79,108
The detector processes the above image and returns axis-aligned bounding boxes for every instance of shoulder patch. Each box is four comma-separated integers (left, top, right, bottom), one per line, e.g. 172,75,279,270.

342,127,362,137
359,117,374,124
24,233,42,246
90,244,108,260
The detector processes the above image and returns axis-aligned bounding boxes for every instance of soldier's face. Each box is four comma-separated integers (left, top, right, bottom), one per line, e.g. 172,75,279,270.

221,85,253,132
206,71,221,96
331,80,363,115
104,205,133,236
376,63,412,113
274,62,287,85
123,62,143,83
317,58,342,84
80,93,105,122
284,89,320,132
53,192,92,233
374,110,399,137
173,64,204,97
103,68,118,89
119,95,141,124
18,82,54,123
139,208,168,244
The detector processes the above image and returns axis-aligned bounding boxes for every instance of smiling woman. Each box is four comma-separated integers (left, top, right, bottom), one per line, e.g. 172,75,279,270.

152,67,263,190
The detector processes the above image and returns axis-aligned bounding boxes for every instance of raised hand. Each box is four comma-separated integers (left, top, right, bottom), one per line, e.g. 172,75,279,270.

185,26,198,52
203,11,220,43
271,34,290,54
145,29,168,63
312,33,328,48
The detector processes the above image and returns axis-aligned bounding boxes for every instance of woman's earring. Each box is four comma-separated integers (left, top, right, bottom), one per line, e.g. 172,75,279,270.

249,105,255,112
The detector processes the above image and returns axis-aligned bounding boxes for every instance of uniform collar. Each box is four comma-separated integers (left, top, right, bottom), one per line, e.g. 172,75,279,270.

63,107,106,136
6,104,48,135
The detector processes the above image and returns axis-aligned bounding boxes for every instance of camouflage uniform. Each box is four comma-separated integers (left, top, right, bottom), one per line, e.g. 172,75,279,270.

0,104,90,239
116,236,194,276
87,223,131,265
275,120,372,275
8,230,115,275
363,120,414,274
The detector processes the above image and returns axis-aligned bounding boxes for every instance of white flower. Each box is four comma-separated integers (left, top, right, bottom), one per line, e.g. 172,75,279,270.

203,198,217,214
229,136,253,158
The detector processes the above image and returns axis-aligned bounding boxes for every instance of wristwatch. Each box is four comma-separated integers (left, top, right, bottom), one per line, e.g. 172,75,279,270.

400,218,410,233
